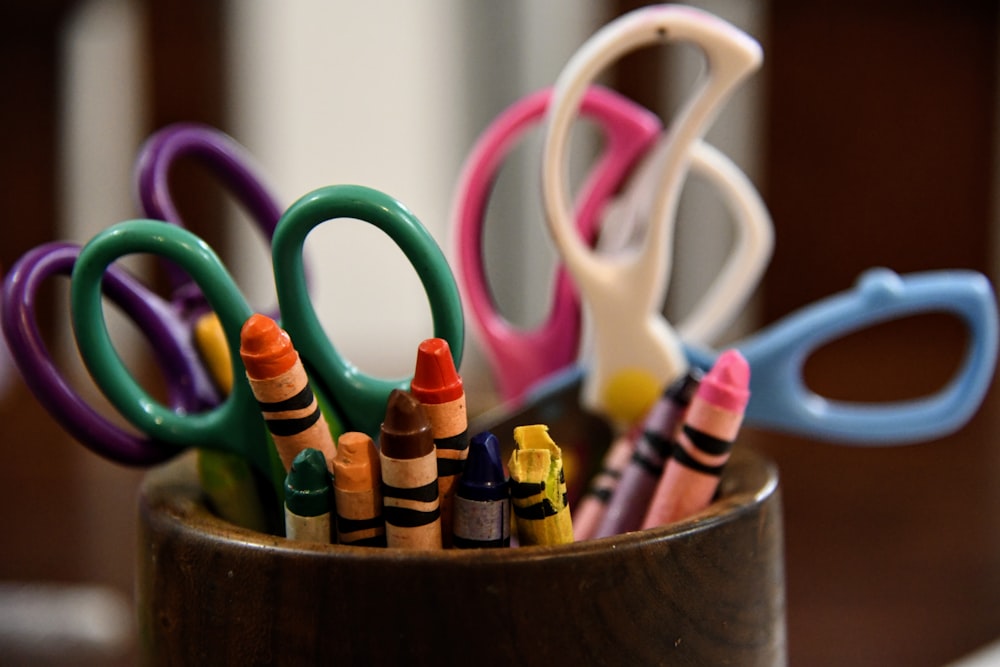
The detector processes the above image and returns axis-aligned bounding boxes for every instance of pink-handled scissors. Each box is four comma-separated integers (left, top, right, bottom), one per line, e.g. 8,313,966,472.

452,86,661,403
454,82,773,410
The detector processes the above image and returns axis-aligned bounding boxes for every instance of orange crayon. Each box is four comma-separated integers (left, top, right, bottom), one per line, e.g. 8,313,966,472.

410,338,468,546
642,350,750,528
239,313,337,473
332,432,386,547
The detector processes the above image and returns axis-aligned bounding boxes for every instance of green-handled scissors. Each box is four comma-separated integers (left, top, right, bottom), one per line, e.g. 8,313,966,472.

70,184,464,493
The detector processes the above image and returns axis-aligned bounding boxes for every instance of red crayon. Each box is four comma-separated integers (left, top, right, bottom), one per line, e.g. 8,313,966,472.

240,313,337,473
641,349,750,529
410,338,468,546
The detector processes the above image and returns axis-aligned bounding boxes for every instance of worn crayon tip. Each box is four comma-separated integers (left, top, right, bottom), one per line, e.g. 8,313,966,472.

666,367,703,406
458,432,508,502
698,349,750,413
333,431,380,489
410,338,463,404
285,448,332,517
240,313,298,379
380,389,434,459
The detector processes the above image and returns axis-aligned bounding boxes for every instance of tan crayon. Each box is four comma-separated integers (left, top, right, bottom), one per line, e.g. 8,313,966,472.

239,313,337,473
642,350,750,528
508,424,573,546
332,432,386,547
379,389,442,550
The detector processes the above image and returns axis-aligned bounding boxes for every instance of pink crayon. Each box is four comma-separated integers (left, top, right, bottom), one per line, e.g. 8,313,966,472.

571,427,638,541
641,349,750,529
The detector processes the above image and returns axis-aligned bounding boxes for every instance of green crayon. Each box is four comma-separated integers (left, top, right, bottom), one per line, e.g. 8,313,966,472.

284,448,333,543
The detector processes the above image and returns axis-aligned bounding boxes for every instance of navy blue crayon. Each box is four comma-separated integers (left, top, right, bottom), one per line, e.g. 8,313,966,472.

452,431,510,549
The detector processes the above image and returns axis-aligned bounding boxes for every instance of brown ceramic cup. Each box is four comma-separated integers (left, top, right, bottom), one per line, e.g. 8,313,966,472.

136,445,785,666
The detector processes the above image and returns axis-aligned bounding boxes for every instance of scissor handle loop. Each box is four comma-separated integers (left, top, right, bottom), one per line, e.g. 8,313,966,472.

1,242,213,465
272,184,465,440
133,122,284,299
686,268,1000,443
541,5,763,424
609,137,774,345
452,86,660,402
70,221,275,477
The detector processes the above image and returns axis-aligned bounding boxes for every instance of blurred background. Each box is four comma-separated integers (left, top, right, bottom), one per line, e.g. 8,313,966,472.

1,0,998,665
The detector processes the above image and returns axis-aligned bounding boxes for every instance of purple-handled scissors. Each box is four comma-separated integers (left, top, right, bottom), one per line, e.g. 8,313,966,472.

452,86,661,404
1,123,285,465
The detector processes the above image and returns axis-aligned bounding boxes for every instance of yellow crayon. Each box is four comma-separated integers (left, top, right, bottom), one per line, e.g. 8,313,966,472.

508,424,573,546
193,312,269,532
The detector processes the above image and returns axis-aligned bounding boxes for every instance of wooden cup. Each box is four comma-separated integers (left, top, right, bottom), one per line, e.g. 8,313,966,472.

136,446,785,666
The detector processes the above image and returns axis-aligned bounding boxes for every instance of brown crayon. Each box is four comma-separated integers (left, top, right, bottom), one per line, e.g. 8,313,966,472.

410,338,468,546
332,432,386,547
240,313,337,473
379,389,442,550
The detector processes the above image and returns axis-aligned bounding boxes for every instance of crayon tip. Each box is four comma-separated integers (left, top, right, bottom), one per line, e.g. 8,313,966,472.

240,313,298,379
410,338,463,404
333,432,379,488
667,367,703,406
458,432,508,501
699,349,751,413
380,389,434,459
285,448,332,517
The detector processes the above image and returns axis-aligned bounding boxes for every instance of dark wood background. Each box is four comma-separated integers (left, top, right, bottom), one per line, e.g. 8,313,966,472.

2,2,998,665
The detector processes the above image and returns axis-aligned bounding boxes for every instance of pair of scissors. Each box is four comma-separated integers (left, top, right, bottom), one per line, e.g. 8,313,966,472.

454,83,773,408
69,185,464,485
539,4,998,443
1,123,287,468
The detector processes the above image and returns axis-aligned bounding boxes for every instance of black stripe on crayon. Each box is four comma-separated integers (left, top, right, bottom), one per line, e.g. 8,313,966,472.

383,505,441,528
341,534,388,547
671,443,726,476
588,488,613,503
435,431,469,451
512,499,558,520
510,481,545,499
257,384,315,412
265,408,321,437
452,534,510,549
643,431,674,459
437,457,466,478
382,480,439,503
630,449,665,477
682,425,734,456
337,515,386,535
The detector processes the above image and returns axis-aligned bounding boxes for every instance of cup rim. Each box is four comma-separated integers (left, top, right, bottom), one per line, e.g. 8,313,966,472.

139,445,778,564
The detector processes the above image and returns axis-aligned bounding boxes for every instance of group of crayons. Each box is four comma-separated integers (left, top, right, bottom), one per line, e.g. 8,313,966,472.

238,312,749,549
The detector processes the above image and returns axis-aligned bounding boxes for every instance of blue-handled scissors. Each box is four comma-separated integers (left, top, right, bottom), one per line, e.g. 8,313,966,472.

69,185,464,485
1,124,285,466
536,4,998,443
685,268,999,443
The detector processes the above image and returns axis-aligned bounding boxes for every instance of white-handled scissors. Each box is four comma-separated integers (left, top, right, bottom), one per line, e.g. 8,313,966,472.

542,4,765,427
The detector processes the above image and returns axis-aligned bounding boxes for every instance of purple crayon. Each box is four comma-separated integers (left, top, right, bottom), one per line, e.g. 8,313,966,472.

592,369,702,538
452,431,510,549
